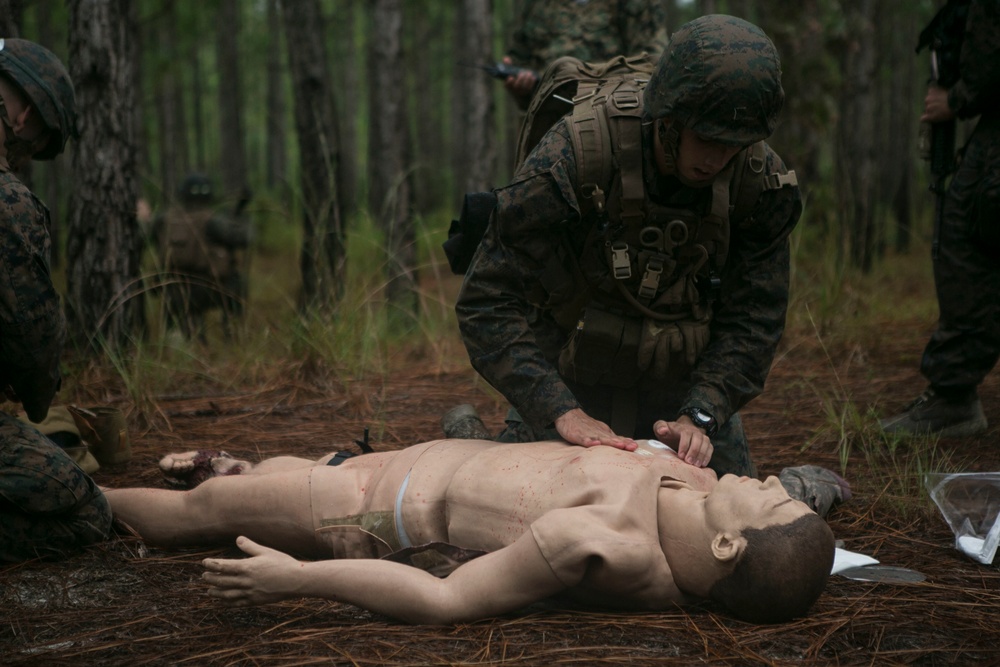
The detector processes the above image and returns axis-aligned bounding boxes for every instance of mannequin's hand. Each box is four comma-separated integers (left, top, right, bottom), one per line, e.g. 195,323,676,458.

653,417,714,467
555,408,638,451
202,537,300,606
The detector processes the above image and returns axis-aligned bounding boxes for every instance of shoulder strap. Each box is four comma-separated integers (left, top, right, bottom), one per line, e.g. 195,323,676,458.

568,75,647,221
729,141,798,227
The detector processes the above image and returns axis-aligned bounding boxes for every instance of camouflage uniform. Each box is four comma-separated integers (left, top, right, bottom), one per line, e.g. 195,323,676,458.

507,0,668,74
457,17,800,478
881,1,1000,435
920,0,1000,397
152,175,250,341
0,39,111,561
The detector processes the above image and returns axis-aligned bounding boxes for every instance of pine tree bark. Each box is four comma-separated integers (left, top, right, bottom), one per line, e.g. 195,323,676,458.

368,0,417,325
834,0,878,271
216,0,248,198
453,0,496,196
65,0,144,351
265,0,287,190
280,0,345,312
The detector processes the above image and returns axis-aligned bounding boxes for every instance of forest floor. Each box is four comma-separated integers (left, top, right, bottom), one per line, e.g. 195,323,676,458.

2,295,1000,665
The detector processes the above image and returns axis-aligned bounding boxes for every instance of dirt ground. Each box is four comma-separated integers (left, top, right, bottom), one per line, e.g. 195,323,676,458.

2,320,1000,666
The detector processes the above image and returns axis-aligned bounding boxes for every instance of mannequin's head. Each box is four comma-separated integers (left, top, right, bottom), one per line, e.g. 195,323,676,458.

662,474,835,623
710,512,834,623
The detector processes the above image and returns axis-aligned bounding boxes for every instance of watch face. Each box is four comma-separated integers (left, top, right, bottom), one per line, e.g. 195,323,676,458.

694,412,712,425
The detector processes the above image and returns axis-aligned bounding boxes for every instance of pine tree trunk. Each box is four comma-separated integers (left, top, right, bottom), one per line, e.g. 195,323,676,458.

331,0,359,216
216,0,247,197
454,0,496,196
65,0,144,351
835,0,878,271
265,0,287,190
368,0,417,325
280,0,345,312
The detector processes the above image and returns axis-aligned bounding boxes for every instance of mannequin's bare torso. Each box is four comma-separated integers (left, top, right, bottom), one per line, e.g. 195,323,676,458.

309,439,717,608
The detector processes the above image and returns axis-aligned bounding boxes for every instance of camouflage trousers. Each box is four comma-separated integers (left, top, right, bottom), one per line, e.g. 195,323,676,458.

497,378,756,478
0,410,112,562
921,115,1000,395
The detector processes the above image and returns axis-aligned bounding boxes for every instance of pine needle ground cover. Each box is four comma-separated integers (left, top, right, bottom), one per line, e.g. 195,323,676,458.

4,254,1000,666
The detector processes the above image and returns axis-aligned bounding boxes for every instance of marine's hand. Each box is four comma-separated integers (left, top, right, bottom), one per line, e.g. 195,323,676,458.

555,408,638,451
654,417,714,467
202,537,301,606
921,85,954,123
501,56,538,98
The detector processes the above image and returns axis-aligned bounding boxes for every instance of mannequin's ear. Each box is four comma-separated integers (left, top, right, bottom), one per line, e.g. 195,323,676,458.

711,531,747,563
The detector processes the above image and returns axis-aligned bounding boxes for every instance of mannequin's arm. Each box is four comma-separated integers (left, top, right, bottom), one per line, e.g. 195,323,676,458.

202,532,566,624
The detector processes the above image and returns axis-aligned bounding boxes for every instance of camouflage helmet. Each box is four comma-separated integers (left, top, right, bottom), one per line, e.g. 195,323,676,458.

0,38,77,160
643,15,784,146
178,172,215,205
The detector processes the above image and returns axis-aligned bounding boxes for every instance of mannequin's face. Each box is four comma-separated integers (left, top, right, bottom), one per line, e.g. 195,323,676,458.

658,474,815,598
705,474,812,533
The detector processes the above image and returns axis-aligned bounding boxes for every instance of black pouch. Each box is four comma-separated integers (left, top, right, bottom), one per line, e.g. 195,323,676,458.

557,305,642,388
442,191,498,275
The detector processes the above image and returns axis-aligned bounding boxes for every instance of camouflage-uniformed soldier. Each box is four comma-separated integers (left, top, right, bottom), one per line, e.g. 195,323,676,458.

502,0,668,107
456,16,801,478
881,0,1000,437
0,38,111,561
151,173,251,342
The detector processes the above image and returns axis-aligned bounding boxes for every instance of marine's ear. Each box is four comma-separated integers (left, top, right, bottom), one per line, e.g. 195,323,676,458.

711,531,747,563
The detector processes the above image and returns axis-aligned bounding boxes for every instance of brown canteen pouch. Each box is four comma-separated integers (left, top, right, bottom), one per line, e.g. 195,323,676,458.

557,303,711,389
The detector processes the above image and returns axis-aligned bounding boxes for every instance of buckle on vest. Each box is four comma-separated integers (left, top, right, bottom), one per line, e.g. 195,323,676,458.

613,91,640,110
638,258,663,300
764,171,798,189
581,184,606,213
611,242,631,280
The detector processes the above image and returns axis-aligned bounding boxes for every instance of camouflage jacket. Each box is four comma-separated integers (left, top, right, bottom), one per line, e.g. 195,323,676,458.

456,119,801,432
507,0,668,73
948,0,1000,119
0,166,64,423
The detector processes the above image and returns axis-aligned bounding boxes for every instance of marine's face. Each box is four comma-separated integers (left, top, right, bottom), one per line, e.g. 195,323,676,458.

704,474,812,532
674,127,742,186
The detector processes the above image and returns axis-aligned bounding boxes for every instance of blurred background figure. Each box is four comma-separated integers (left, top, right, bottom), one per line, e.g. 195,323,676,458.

501,0,668,107
150,172,252,342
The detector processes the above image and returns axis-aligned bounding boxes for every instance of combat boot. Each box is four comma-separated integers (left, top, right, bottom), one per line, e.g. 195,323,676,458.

880,388,987,437
441,404,492,440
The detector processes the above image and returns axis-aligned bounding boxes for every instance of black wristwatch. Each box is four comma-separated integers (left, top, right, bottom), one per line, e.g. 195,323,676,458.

679,407,718,437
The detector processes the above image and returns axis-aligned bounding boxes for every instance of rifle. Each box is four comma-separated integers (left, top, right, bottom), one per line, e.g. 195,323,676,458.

916,0,968,258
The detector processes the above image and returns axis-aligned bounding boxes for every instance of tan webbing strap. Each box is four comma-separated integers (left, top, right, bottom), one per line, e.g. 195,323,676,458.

610,80,645,230
729,141,797,226
570,81,613,215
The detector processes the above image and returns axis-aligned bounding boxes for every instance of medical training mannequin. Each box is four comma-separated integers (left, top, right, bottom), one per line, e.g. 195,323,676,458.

103,439,835,624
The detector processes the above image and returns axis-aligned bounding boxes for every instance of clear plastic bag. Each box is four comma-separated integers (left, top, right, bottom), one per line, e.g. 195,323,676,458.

925,472,1000,565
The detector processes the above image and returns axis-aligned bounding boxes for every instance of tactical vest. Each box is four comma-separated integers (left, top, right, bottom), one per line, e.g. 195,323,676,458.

538,73,797,391
160,207,234,279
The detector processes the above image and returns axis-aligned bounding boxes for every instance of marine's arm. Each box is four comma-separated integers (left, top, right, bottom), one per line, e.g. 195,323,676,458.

680,147,802,427
455,122,634,449
202,531,566,625
0,188,64,422
948,0,1000,119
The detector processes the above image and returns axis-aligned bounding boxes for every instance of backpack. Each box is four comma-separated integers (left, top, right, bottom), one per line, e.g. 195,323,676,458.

160,207,234,279
442,54,796,276
443,54,657,275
